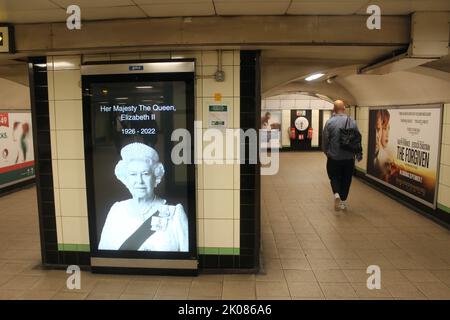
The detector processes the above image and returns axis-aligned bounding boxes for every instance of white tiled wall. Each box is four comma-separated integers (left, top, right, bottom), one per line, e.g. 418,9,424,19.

48,50,242,252
47,55,89,248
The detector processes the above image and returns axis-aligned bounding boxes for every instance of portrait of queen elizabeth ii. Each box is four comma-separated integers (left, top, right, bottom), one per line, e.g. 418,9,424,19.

98,142,189,252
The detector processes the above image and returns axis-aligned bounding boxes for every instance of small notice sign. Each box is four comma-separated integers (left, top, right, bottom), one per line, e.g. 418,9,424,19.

208,104,228,128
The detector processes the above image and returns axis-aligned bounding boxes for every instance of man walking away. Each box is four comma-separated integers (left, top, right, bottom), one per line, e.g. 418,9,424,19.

322,100,362,211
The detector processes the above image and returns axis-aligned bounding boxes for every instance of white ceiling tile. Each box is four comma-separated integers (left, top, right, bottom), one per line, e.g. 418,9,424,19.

82,6,147,20
0,0,60,11
288,0,367,15
139,2,215,17
51,0,135,8
214,0,291,15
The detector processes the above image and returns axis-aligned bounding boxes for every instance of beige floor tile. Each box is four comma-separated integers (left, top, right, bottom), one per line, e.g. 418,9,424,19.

256,281,289,297
255,268,285,282
223,274,255,281
155,281,191,298
123,280,160,296
119,294,155,300
314,270,348,283
307,258,340,270
431,270,450,285
190,281,222,297
91,279,129,294
188,295,221,300
335,259,367,269
86,292,122,300
0,289,25,299
1,275,41,291
262,258,282,270
320,283,358,299
283,270,317,282
385,282,427,299
222,280,255,299
17,290,57,300
287,281,324,298
400,270,441,283
280,258,311,270
30,276,66,291
52,292,88,300
414,282,450,300
351,283,393,298
195,274,224,282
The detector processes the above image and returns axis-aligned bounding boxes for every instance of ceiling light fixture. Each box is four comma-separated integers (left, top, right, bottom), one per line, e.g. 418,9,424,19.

136,86,153,89
305,73,325,82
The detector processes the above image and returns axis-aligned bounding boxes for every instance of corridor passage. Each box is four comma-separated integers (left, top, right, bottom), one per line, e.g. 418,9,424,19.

0,153,450,299
260,152,450,299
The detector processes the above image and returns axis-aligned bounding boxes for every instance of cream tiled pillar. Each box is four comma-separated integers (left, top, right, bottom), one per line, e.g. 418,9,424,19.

47,55,90,252
438,104,450,213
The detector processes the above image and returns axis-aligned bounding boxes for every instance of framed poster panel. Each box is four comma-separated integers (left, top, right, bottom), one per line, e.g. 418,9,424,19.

366,104,443,209
81,61,197,273
260,110,281,150
0,111,35,189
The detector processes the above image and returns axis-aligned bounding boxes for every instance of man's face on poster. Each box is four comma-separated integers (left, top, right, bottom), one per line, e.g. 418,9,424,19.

125,160,156,200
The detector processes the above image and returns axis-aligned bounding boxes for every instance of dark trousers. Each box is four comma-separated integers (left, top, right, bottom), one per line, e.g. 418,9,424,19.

326,157,355,201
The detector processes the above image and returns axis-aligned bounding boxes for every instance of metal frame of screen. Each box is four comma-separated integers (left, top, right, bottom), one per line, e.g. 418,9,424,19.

365,104,443,209
81,60,197,273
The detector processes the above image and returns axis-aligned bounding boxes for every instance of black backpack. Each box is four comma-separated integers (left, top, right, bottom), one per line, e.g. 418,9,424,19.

339,116,363,154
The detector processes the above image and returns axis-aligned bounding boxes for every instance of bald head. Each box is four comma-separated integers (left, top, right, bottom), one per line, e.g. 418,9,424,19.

333,100,346,114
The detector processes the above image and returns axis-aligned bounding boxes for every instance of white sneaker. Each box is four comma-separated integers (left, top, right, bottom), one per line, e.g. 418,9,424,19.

334,193,341,211
339,201,348,211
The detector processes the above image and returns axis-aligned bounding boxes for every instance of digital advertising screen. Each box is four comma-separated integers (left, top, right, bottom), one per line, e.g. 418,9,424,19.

0,111,35,189
366,105,442,208
82,62,197,271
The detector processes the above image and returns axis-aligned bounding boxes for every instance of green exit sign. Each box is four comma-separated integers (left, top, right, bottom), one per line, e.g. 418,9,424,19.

0,25,14,53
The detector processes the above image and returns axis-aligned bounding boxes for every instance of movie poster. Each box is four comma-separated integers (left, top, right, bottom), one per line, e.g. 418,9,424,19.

261,110,281,149
367,106,442,207
0,112,35,189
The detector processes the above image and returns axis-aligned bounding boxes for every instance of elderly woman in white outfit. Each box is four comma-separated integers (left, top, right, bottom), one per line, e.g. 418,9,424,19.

98,143,189,252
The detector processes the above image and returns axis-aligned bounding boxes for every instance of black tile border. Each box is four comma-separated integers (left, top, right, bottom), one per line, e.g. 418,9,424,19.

29,57,90,267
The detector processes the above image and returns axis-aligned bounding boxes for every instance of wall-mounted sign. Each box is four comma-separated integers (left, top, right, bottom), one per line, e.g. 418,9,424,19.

0,112,34,189
0,25,14,53
366,105,442,208
208,104,228,128
295,116,309,131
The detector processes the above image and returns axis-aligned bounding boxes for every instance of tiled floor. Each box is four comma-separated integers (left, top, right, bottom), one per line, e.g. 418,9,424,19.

1,152,450,299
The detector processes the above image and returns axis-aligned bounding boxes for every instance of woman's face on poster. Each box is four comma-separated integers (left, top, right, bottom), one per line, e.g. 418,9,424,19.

375,117,382,149
125,160,156,200
381,124,390,147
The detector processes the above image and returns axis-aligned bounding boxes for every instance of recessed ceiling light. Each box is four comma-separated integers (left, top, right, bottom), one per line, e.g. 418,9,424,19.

305,73,325,82
136,86,153,89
